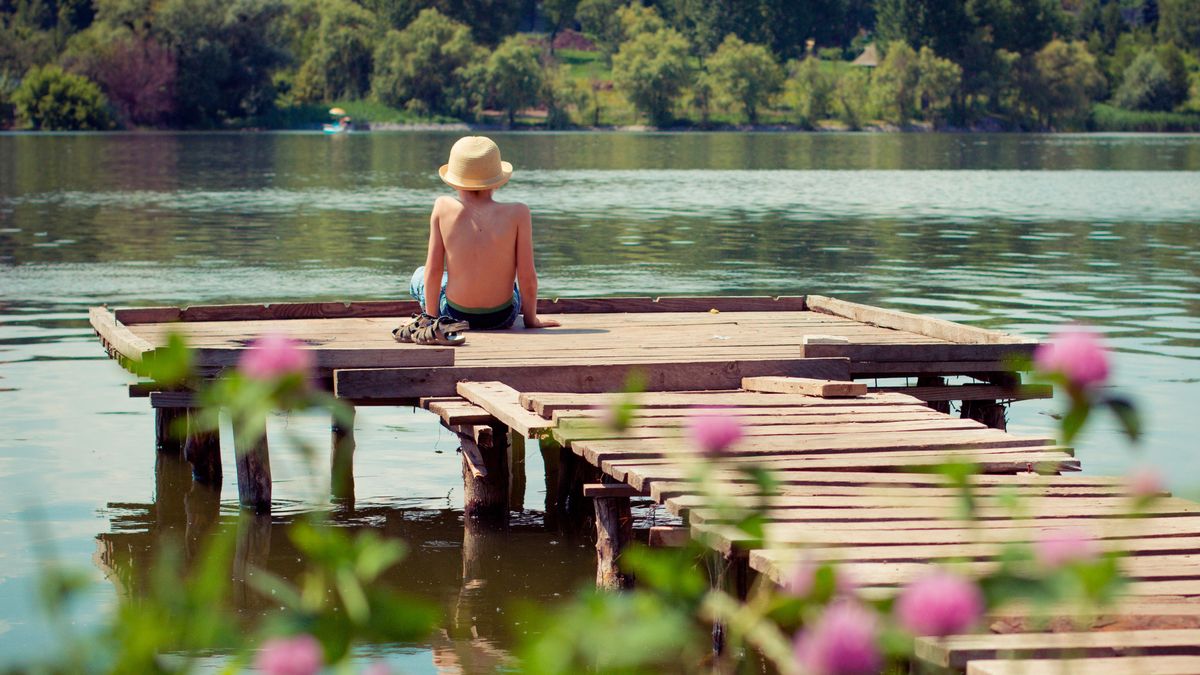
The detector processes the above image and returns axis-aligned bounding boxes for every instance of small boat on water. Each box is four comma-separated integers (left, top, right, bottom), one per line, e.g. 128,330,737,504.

324,107,351,134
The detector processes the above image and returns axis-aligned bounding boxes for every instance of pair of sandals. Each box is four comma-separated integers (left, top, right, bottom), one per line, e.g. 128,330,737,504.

392,313,469,346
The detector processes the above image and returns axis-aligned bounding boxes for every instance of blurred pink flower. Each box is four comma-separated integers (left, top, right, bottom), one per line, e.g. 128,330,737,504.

362,663,390,675
1034,328,1109,389
686,411,743,457
1034,527,1100,569
894,570,984,637
793,601,881,675
1127,466,1164,498
255,635,323,675
240,334,315,380
786,558,855,597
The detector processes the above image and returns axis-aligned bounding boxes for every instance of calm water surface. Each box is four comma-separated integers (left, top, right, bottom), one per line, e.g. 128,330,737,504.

2,132,1199,670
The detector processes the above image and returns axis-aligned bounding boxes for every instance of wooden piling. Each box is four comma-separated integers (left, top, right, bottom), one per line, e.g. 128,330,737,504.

155,407,186,456
232,411,271,513
331,407,356,503
589,486,635,590
917,376,952,414
459,423,509,525
508,430,527,512
184,409,222,485
540,437,562,530
962,399,1007,430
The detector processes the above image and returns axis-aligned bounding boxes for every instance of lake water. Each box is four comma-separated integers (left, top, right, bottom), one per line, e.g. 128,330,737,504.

1,131,1199,671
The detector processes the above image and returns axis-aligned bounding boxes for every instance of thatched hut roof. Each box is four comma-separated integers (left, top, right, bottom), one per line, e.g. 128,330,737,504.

851,43,879,67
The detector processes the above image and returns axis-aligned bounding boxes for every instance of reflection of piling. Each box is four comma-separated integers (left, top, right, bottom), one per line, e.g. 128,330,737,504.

185,481,221,560
154,451,191,535
232,411,272,513
233,512,272,608
331,407,356,504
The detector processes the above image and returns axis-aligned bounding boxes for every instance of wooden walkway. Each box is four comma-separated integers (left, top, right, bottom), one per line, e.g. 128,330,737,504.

434,378,1200,674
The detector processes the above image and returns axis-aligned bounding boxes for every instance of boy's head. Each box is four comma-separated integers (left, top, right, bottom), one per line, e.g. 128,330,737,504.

439,136,512,192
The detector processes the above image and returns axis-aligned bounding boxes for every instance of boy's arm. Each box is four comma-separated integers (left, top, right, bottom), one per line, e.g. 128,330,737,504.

423,202,446,317
515,205,559,329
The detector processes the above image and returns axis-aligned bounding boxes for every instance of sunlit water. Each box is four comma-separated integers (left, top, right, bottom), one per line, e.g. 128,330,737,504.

1,132,1199,671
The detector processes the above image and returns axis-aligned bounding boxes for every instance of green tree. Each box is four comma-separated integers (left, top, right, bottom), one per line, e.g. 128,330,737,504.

543,0,578,51
872,40,919,125
12,64,113,129
914,45,962,124
1158,0,1200,47
483,34,543,125
370,8,481,115
611,26,692,126
616,2,666,40
294,0,378,102
576,0,623,59
1018,39,1105,129
1113,50,1175,111
705,34,783,124
785,56,834,127
833,67,871,129
154,0,288,126
541,63,581,128
1156,43,1190,110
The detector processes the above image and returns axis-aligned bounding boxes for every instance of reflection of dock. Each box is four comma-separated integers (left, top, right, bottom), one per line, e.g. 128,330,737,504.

85,295,1200,671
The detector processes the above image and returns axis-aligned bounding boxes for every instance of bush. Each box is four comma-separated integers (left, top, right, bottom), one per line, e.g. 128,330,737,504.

871,41,919,125
914,45,961,125
12,65,114,130
90,37,178,127
612,27,692,126
1018,39,1104,130
371,8,481,116
705,34,784,125
833,68,871,129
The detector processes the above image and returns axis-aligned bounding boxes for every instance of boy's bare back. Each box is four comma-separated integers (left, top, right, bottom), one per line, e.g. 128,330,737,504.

431,194,526,310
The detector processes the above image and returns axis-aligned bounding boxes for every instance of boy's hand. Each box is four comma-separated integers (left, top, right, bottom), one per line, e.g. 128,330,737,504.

525,316,560,329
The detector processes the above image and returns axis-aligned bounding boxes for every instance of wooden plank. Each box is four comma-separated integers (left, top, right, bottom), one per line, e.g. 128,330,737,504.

651,480,1154,501
582,483,645,498
114,296,811,325
914,630,1200,670
522,390,921,416
551,404,943,423
426,400,496,426
805,295,1032,345
800,342,1036,362
89,306,155,362
456,381,556,439
192,346,454,370
872,384,1053,402
624,468,1132,494
649,526,692,547
150,391,196,409
554,417,988,447
334,358,853,400
850,361,1019,376
742,376,867,398
666,494,1198,517
968,656,1200,675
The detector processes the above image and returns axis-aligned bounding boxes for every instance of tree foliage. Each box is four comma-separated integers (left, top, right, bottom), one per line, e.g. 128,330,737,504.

611,26,692,126
1114,51,1174,112
872,40,920,125
483,34,543,125
705,34,783,124
1019,39,1106,129
12,64,113,129
370,8,480,115
294,0,378,102
785,56,834,127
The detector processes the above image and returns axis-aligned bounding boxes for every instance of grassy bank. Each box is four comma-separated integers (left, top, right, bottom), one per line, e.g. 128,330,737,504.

1091,104,1200,132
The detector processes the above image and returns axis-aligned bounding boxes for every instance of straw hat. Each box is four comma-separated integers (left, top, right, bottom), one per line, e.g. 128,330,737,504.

439,136,513,190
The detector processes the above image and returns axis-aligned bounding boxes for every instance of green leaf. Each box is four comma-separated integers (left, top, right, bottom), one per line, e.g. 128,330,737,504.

1105,396,1142,444
1061,399,1091,444
134,332,194,385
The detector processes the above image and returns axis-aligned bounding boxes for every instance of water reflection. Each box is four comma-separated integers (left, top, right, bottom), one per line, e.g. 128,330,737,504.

97,452,598,669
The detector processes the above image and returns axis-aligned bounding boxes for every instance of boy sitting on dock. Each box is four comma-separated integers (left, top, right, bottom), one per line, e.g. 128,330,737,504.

397,136,558,345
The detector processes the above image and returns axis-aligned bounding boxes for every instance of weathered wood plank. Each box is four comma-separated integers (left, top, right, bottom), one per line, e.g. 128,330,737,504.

805,295,1032,345
742,376,867,398
522,390,920,416
554,417,988,447
872,383,1053,402
89,306,155,362
335,358,853,401
426,399,497,426
915,630,1200,670
456,381,555,438
800,342,1036,362
192,345,454,369
583,483,645,498
968,656,1200,675
625,468,1129,493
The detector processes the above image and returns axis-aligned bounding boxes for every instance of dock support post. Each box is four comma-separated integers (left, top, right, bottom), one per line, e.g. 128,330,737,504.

540,438,562,530
962,399,1007,430
184,409,222,485
460,423,509,525
233,411,272,513
155,407,186,456
916,376,951,414
508,430,527,512
710,550,750,656
331,407,356,503
593,495,634,590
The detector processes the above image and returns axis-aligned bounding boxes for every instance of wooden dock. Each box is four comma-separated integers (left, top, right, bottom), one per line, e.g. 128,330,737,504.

88,295,1200,673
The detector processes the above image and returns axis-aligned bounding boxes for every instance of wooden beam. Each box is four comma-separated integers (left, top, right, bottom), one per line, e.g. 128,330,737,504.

800,342,1036,362
582,483,645,498
649,526,692,548
191,345,454,369
872,383,1052,402
742,376,866,398
89,306,155,362
335,358,853,401
805,295,1033,346
915,629,1200,670
968,657,1200,675
456,381,555,438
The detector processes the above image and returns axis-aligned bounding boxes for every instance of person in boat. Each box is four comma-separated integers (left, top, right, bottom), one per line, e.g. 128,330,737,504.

398,136,558,344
